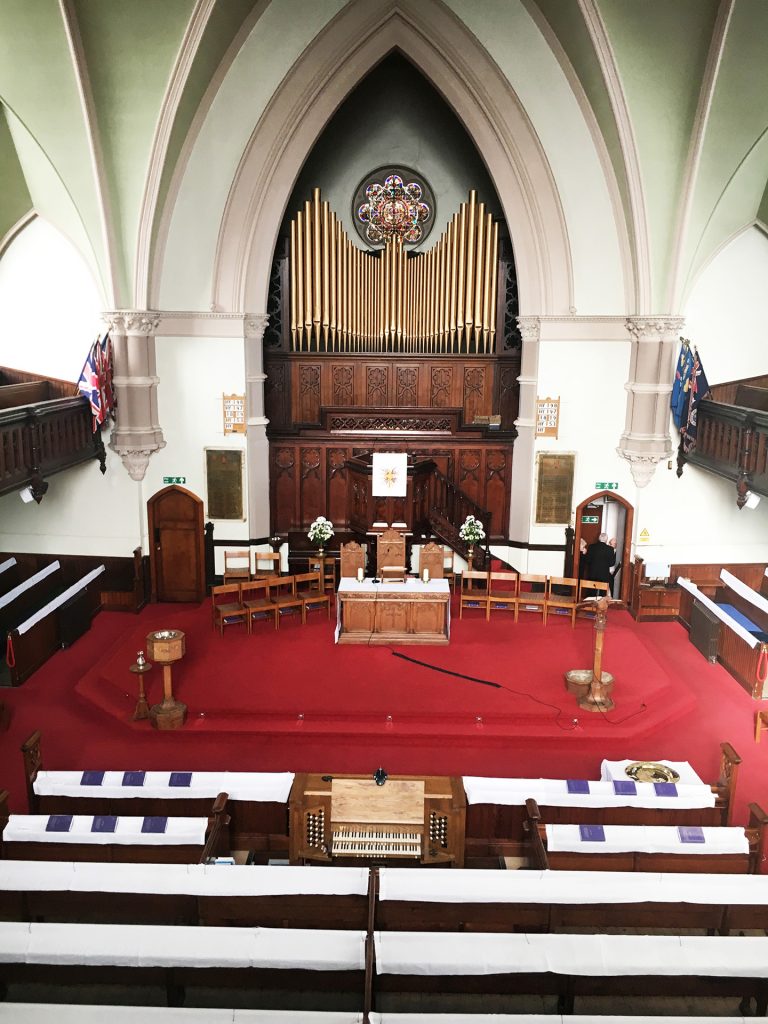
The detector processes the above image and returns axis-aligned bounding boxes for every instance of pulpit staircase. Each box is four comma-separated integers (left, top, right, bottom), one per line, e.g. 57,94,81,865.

427,467,491,569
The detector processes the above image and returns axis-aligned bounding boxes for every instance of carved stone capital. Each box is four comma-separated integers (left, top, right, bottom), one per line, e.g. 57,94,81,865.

624,316,685,342
516,316,541,343
109,440,166,482
616,449,668,488
103,310,162,336
245,314,270,339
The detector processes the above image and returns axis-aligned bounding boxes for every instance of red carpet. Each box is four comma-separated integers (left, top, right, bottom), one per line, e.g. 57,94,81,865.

2,595,768,831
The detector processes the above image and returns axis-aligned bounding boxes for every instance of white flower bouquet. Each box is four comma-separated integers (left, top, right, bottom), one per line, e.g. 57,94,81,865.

459,514,486,545
307,515,334,546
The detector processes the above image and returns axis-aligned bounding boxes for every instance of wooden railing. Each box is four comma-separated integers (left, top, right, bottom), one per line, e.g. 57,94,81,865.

427,467,491,567
0,397,105,501
679,399,768,508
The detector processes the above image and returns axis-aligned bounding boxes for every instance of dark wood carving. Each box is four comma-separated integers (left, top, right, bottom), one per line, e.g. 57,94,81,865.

396,366,418,406
332,364,353,405
366,365,388,405
463,366,486,425
297,364,321,423
431,367,453,407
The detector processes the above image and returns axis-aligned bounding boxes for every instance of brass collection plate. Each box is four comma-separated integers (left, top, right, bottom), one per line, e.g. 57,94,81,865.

624,761,680,784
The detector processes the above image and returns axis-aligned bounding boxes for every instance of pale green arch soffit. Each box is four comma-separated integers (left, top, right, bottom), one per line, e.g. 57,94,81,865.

0,107,32,247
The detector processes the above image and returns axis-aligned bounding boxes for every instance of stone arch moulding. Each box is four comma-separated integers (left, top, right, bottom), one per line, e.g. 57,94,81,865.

210,0,574,317
573,489,634,606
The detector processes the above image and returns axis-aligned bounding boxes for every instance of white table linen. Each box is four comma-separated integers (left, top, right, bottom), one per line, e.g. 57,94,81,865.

0,1008,365,1024
377,866,768,905
3,815,207,847
374,930,768,977
33,770,294,803
337,578,450,596
544,823,748,856
600,758,705,786
462,776,716,809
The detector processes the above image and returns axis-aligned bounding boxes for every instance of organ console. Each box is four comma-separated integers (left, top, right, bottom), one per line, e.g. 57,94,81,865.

288,773,466,867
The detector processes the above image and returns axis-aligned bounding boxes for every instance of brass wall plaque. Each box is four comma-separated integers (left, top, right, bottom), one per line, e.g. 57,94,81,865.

535,452,575,524
205,448,244,520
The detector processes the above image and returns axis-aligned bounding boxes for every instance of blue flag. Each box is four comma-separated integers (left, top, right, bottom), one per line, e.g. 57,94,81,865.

671,340,693,429
680,349,710,455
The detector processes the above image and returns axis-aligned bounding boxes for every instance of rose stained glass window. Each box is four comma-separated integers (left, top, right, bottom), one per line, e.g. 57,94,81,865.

357,173,431,246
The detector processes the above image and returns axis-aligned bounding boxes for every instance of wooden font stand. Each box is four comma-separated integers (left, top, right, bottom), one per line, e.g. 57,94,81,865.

146,630,187,730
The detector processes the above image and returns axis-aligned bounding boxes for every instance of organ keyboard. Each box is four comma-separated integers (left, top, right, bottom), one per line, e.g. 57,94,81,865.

289,774,465,867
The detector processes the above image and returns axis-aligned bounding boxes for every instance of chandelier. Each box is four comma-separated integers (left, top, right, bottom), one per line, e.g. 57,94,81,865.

357,173,431,245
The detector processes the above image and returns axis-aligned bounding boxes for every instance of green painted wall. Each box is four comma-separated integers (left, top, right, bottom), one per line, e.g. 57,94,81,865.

0,106,31,243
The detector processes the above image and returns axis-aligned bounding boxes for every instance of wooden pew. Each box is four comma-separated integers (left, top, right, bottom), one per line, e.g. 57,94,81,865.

0,793,229,866
525,798,767,875
465,742,741,863
20,731,290,855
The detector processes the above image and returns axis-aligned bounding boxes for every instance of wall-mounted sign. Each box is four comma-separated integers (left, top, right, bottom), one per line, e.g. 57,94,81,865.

581,515,599,524
595,481,619,490
638,528,650,543
535,396,560,438
223,394,246,435
163,476,186,485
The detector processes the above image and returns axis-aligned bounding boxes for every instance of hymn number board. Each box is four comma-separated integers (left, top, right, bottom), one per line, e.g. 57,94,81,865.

223,394,246,435
535,396,560,438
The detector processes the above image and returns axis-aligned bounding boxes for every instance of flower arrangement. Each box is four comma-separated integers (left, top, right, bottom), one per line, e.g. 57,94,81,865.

307,515,334,548
459,514,486,546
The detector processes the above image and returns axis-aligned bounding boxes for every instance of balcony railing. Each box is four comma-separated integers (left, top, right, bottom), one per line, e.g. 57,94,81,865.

0,397,106,501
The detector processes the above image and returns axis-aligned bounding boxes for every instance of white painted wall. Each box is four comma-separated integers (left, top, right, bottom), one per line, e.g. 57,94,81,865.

0,218,103,381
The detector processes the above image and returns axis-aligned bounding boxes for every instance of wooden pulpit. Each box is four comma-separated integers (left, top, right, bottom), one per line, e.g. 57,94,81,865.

346,454,435,535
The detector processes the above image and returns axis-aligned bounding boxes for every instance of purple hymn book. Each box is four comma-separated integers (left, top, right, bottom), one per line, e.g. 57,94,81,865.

80,771,105,786
677,826,706,844
141,816,168,834
579,824,606,842
612,780,637,796
91,815,118,834
566,779,590,794
45,815,73,833
654,782,678,797
122,771,146,787
169,772,192,787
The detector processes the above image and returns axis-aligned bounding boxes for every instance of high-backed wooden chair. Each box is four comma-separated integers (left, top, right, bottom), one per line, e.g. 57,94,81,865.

211,583,248,635
376,528,406,578
307,554,336,592
269,575,303,627
240,579,278,632
487,571,519,620
419,542,444,581
253,551,281,579
295,571,331,622
459,570,490,618
546,576,579,626
340,541,365,580
517,574,549,624
223,550,251,585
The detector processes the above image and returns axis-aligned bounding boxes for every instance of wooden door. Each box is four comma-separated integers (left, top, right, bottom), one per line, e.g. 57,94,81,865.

147,486,205,602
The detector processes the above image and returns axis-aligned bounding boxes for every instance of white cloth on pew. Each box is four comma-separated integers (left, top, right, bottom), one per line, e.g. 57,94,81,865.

0,558,17,577
676,577,759,649
0,861,369,896
3,815,207,846
374,930,768,977
721,568,768,617
15,566,105,634
370,1018,751,1024
600,759,704,786
545,823,748,855
0,923,366,971
0,1007,366,1024
461,776,716,809
33,770,294,803
377,867,768,904
0,562,59,610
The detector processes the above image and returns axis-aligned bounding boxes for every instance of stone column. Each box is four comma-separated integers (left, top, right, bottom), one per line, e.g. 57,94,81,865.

509,316,541,565
244,314,270,537
103,311,166,482
617,316,684,488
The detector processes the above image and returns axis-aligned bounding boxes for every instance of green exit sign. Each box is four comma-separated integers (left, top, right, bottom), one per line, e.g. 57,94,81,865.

595,481,618,490
582,515,599,523
163,476,186,485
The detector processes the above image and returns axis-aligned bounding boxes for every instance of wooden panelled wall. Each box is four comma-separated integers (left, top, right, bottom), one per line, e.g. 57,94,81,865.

265,352,519,540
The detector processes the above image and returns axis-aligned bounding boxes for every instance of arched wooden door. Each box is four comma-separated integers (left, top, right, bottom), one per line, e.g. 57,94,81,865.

147,486,205,603
573,490,634,604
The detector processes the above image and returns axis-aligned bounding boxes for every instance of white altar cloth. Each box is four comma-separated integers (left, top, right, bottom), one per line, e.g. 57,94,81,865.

33,770,294,803
545,823,748,855
3,815,207,847
462,776,716,809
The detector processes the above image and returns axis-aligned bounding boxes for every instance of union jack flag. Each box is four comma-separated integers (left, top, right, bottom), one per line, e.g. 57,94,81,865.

77,333,115,431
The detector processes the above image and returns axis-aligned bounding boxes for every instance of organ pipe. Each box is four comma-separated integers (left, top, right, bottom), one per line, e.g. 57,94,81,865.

288,189,499,353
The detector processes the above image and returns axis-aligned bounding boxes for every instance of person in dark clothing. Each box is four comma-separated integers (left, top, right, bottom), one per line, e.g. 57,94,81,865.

586,533,616,596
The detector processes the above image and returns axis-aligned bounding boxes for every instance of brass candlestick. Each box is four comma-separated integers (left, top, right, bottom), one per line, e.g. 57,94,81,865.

129,650,152,721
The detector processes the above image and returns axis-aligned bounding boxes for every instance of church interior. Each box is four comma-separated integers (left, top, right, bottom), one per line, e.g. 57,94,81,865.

1,0,768,1019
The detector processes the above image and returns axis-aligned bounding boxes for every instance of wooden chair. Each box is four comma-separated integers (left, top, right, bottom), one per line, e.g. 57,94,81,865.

240,579,278,632
307,554,336,592
459,570,490,618
377,528,406,578
487,571,519,620
419,541,444,581
295,571,331,623
210,583,248,635
222,550,251,585
253,551,281,579
340,541,365,580
269,575,303,627
517,574,549,624
546,576,579,627
442,548,458,591
578,579,610,609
